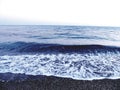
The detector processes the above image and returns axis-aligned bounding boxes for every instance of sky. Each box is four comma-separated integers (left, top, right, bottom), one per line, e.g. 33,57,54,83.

0,0,120,26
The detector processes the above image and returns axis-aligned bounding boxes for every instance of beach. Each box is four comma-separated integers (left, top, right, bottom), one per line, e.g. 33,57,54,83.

0,73,120,90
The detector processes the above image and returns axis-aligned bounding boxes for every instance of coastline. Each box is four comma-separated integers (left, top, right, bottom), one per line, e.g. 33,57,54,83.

0,73,120,90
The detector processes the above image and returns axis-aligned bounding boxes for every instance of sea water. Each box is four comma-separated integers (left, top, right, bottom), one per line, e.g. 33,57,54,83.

0,25,120,80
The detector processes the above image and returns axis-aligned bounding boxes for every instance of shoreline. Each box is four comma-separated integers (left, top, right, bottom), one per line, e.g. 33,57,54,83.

0,73,120,90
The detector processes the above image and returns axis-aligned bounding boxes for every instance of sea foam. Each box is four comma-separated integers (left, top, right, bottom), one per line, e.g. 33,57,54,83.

0,52,120,80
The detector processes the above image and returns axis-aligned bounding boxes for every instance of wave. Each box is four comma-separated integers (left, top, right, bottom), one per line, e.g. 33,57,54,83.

0,52,120,80
0,42,120,55
0,42,120,80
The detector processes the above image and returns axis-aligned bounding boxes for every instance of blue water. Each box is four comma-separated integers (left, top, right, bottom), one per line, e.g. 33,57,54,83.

0,25,120,45
0,25,120,80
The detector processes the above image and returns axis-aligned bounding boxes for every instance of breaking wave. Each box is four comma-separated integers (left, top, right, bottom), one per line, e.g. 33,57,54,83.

0,42,120,80
0,42,120,54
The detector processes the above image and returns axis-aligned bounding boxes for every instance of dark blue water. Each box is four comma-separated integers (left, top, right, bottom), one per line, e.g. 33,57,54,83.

0,25,120,80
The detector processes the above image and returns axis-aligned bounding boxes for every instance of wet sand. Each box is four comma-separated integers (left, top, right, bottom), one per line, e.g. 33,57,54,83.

0,73,120,90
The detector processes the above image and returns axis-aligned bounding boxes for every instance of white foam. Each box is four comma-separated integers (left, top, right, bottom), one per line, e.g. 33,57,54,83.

0,52,120,80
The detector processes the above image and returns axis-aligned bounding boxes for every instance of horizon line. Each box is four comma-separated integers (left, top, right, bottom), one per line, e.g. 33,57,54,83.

0,24,120,28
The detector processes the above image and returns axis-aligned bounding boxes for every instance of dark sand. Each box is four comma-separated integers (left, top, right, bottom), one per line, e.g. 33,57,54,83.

0,73,120,90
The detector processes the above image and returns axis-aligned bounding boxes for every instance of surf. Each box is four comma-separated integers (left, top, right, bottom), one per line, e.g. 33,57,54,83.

0,50,120,80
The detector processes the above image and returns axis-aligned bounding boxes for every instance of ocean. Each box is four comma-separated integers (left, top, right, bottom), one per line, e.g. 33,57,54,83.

0,25,120,80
